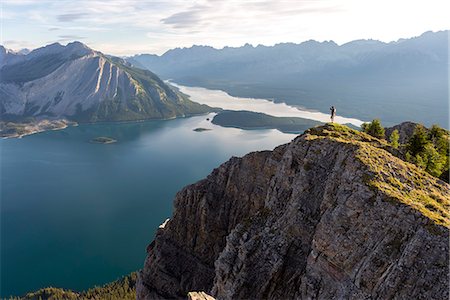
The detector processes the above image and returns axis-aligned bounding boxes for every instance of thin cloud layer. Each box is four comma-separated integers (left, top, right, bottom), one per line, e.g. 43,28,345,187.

57,35,86,42
2,0,449,55
57,13,90,22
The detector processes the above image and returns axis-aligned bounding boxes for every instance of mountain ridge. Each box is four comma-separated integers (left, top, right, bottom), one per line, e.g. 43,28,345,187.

128,30,445,57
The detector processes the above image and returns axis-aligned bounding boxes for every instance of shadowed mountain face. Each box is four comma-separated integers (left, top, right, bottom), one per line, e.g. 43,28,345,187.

129,31,449,127
137,124,449,299
0,42,211,122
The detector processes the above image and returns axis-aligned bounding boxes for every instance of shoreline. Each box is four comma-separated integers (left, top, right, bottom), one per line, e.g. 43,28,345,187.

0,120,77,139
0,112,216,140
169,82,365,127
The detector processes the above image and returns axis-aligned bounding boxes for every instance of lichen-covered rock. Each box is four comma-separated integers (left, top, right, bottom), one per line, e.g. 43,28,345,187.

137,123,449,300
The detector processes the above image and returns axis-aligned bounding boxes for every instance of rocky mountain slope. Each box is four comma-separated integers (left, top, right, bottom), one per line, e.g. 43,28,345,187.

137,123,449,299
0,42,211,123
385,121,426,144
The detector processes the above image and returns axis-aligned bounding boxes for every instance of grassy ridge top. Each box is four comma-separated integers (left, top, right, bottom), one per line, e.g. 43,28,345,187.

305,123,450,228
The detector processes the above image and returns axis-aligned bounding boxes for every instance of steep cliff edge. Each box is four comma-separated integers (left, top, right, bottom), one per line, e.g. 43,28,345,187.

137,123,449,299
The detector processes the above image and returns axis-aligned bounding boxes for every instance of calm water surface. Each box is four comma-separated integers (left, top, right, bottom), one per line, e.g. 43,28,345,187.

0,113,295,297
172,83,365,126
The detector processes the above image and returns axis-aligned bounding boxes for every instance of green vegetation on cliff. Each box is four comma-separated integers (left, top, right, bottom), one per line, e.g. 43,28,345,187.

361,119,385,139
362,120,449,181
14,273,136,300
306,123,449,229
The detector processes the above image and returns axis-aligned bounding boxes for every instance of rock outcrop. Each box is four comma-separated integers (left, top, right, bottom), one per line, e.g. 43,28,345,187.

187,291,215,300
385,121,420,144
137,124,449,299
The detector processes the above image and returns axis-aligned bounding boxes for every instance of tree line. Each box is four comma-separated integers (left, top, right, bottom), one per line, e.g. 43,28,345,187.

361,120,449,182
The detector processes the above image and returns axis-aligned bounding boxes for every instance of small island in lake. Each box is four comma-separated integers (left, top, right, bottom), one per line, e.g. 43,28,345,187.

90,136,117,144
193,128,211,132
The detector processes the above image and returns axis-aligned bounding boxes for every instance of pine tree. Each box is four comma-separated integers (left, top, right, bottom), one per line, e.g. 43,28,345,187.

361,119,385,139
415,154,427,169
389,129,400,149
423,144,446,177
407,125,429,156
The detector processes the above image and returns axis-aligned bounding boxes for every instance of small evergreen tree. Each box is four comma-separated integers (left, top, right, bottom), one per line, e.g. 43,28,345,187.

415,153,427,169
407,125,429,156
423,144,446,177
405,151,412,162
361,119,385,139
429,124,449,155
389,129,400,149
404,124,449,180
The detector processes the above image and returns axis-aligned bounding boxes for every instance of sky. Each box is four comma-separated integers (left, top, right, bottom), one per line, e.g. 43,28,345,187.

1,0,449,56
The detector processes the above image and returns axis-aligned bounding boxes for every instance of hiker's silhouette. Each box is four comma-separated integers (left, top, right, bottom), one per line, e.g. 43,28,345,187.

330,106,336,123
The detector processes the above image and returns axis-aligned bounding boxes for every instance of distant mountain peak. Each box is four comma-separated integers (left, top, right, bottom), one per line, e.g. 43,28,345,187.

17,48,31,55
25,41,94,61
66,41,92,51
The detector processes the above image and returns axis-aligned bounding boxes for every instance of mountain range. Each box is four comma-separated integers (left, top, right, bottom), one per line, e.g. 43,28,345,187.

129,31,448,127
0,42,211,123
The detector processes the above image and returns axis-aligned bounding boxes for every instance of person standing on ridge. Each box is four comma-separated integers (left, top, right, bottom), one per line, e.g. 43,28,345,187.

330,106,336,123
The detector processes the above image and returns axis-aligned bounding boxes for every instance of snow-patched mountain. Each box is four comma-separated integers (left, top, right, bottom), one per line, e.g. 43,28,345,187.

0,42,210,122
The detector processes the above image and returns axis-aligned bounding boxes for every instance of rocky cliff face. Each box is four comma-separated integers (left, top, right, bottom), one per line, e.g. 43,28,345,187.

0,42,210,122
137,124,449,299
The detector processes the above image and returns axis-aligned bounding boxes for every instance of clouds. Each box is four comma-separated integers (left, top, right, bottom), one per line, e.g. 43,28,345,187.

57,35,86,42
161,9,203,29
2,0,450,56
3,39,35,49
57,13,90,22
159,1,340,30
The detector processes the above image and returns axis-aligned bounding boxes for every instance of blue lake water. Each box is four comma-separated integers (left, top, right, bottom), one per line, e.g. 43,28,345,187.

0,113,296,297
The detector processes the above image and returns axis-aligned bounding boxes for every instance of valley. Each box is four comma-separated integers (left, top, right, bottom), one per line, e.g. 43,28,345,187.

131,31,448,128
1,24,448,299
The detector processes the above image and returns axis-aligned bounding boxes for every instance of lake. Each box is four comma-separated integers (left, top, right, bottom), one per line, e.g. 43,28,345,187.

172,83,365,126
0,113,296,297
